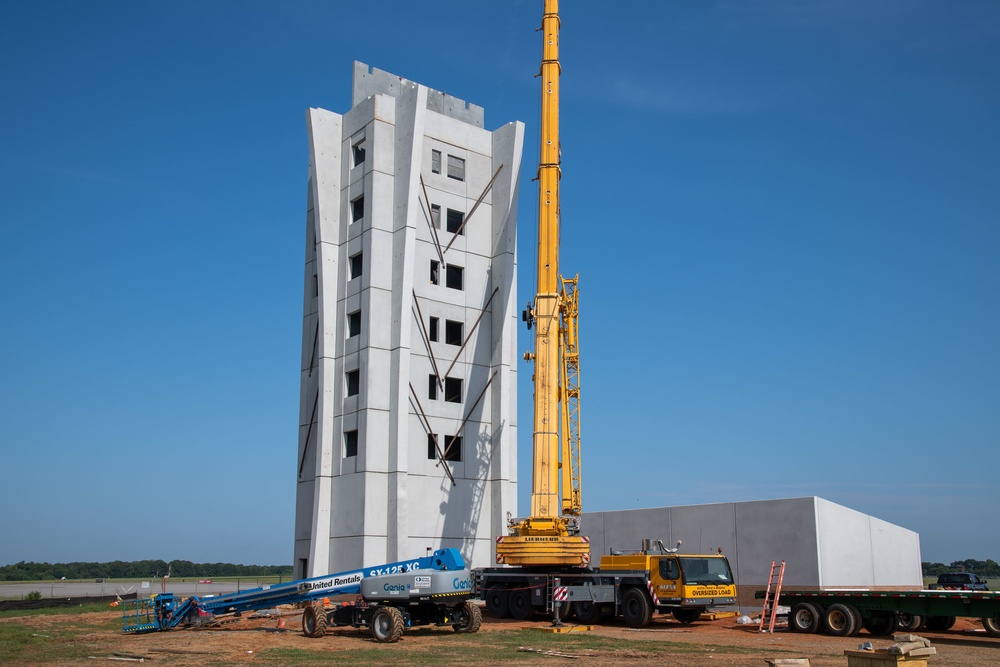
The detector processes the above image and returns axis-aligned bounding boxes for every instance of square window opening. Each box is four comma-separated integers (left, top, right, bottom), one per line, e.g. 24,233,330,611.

445,320,463,346
351,139,366,168
347,310,361,338
447,155,465,181
446,208,464,235
446,264,463,290
349,253,363,280
443,435,462,462
344,429,358,457
346,369,360,397
445,377,462,403
351,195,364,223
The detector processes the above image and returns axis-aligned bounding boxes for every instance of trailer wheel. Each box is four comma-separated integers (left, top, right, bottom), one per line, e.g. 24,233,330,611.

302,604,327,638
509,589,535,620
982,616,1000,637
621,587,653,628
896,613,924,632
862,611,897,636
573,600,602,625
824,603,858,637
371,607,404,643
452,601,482,634
788,602,822,633
484,586,509,618
672,608,703,625
924,615,956,632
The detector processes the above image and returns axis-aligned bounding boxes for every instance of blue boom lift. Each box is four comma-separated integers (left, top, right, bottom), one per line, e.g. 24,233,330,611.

122,548,480,643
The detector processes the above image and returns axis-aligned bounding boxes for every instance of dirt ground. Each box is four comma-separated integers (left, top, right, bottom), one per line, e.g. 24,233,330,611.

5,608,998,666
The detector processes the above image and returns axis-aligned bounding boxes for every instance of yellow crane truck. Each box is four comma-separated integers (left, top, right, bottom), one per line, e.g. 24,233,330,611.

471,0,736,627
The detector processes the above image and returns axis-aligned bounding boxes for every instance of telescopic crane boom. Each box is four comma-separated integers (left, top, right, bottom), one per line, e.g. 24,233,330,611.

496,0,589,568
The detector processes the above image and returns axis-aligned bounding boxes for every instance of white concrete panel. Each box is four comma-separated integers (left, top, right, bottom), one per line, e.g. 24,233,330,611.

869,516,922,587
816,498,876,587
733,498,819,590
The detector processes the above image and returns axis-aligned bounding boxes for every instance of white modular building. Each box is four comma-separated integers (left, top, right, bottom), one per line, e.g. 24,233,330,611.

293,62,524,578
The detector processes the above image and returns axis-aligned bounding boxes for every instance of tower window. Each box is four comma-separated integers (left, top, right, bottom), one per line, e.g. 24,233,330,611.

446,264,463,290
445,320,463,346
351,195,364,223
346,369,360,397
446,208,464,235
431,149,441,174
347,310,361,338
445,377,462,403
349,252,363,280
428,374,438,400
443,435,462,461
344,429,358,457
429,316,439,342
431,204,441,229
427,433,438,459
351,139,366,167
447,155,465,181
430,260,440,285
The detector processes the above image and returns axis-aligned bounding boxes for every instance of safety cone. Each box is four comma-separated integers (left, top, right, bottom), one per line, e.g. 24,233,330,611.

277,617,286,629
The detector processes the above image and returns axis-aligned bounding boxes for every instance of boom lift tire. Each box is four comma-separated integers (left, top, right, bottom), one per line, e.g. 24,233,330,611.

484,587,509,618
982,616,1000,637
924,615,956,632
824,603,858,637
896,613,924,632
302,604,327,638
371,607,405,643
788,602,823,633
621,587,653,628
573,600,602,625
508,589,535,620
672,608,702,625
862,610,897,636
452,601,482,633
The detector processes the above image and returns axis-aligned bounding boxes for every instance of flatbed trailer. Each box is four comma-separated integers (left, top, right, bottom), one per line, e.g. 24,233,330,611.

757,588,1000,637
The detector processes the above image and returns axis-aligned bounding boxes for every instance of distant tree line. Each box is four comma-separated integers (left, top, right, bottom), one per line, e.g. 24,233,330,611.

922,559,1000,577
0,560,293,581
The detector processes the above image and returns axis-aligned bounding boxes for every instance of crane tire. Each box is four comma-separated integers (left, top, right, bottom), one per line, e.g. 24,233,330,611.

573,600,602,625
824,603,858,637
788,602,822,633
672,608,703,625
509,589,535,620
621,587,653,628
982,616,1000,637
302,604,327,638
371,607,405,643
453,601,482,634
484,586,509,618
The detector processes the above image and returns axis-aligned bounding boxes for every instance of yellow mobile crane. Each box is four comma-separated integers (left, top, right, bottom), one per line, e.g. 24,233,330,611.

472,1,737,625
495,0,589,569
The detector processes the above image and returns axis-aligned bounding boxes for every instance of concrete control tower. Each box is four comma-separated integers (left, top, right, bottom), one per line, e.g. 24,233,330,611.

293,62,523,578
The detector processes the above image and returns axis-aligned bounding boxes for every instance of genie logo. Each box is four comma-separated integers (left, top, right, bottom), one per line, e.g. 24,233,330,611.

453,577,471,590
383,583,410,593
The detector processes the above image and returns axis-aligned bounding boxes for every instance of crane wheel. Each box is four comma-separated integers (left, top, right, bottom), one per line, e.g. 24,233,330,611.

621,587,653,628
573,600,602,625
484,587,509,618
672,608,703,625
453,601,482,633
302,604,327,638
508,589,535,620
371,607,405,643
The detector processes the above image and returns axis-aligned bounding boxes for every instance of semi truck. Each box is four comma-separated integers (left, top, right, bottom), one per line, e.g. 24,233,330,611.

123,548,480,643
759,588,1000,638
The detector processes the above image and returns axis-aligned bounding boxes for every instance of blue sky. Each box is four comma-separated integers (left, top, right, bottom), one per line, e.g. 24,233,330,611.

1,1,997,568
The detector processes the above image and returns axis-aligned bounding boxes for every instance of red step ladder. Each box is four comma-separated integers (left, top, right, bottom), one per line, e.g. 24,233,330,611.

758,560,786,633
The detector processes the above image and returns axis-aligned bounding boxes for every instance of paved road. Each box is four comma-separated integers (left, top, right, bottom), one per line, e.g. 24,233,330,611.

0,579,277,600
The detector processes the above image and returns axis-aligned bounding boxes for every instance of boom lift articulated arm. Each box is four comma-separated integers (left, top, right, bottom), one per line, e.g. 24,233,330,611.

497,0,589,568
